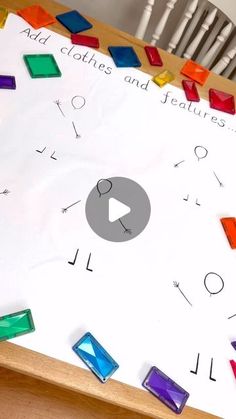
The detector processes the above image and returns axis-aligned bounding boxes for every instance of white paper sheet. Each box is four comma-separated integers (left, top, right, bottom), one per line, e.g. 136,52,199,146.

1,14,236,418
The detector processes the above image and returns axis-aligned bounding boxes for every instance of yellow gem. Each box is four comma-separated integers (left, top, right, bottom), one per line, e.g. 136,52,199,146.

0,7,8,29
152,70,174,87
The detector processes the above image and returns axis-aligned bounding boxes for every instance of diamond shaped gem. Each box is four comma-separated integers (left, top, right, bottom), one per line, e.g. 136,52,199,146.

0,309,35,341
108,46,141,68
72,332,119,382
142,366,189,414
209,88,235,115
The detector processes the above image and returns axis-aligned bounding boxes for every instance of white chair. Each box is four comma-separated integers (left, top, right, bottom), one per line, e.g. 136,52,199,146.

135,0,236,80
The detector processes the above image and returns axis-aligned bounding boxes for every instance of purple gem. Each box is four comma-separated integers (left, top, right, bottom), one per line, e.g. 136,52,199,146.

142,366,189,414
0,75,16,89
231,341,236,351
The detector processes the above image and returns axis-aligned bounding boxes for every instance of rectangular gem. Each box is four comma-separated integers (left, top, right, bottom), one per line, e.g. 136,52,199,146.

220,217,236,249
0,309,35,341
71,33,99,48
144,46,163,66
182,80,200,102
72,332,119,382
0,7,8,29
23,54,61,78
0,75,16,89
142,366,189,414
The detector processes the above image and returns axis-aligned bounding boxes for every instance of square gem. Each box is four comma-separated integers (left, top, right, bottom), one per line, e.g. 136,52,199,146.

0,75,16,89
143,366,189,414
108,46,141,68
0,309,35,341
56,10,92,34
24,54,61,78
18,5,56,29
153,70,174,87
181,60,210,85
72,332,119,382
0,7,8,29
209,88,235,115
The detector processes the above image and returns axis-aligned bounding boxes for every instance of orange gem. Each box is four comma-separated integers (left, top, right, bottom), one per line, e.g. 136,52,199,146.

220,217,236,249
181,60,210,86
18,5,56,29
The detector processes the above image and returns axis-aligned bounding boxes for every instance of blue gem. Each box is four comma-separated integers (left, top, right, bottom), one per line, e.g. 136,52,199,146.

108,46,141,68
72,332,119,382
56,10,92,34
231,341,236,351
142,366,189,414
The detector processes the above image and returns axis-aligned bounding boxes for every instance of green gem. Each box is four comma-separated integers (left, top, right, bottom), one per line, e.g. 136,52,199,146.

23,54,61,78
0,309,35,341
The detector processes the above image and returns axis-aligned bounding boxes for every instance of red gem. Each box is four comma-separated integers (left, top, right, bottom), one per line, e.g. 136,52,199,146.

144,46,163,66
220,217,236,249
71,33,99,48
182,80,200,102
230,360,236,379
209,88,235,115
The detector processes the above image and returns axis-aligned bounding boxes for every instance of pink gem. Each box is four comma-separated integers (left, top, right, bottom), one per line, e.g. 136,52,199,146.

209,89,235,115
230,360,236,378
182,80,200,102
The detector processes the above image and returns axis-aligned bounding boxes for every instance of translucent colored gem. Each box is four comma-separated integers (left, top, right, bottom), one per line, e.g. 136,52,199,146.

182,80,200,102
220,217,236,249
71,33,99,48
56,10,92,34
0,75,16,89
231,341,236,351
0,309,35,341
181,60,210,85
152,70,174,87
144,46,163,66
108,46,141,68
0,7,8,29
209,88,235,115
142,366,189,414
72,332,119,382
230,360,236,379
17,5,56,29
23,54,61,78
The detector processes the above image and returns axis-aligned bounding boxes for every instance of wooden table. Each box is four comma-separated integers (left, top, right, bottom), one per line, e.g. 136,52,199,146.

0,1,235,418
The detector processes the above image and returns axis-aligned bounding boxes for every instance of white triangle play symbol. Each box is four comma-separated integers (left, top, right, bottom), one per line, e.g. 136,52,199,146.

109,198,131,223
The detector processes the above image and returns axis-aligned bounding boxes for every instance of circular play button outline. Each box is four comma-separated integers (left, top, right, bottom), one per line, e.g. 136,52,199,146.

85,177,151,242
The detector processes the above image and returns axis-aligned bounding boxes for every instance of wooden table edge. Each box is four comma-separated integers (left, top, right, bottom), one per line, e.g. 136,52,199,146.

0,342,220,419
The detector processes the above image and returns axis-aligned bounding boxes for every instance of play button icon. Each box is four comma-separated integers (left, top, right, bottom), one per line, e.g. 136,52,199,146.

109,198,131,222
85,177,151,242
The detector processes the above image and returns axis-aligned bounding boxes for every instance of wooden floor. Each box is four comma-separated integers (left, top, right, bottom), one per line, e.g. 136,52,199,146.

0,367,150,419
